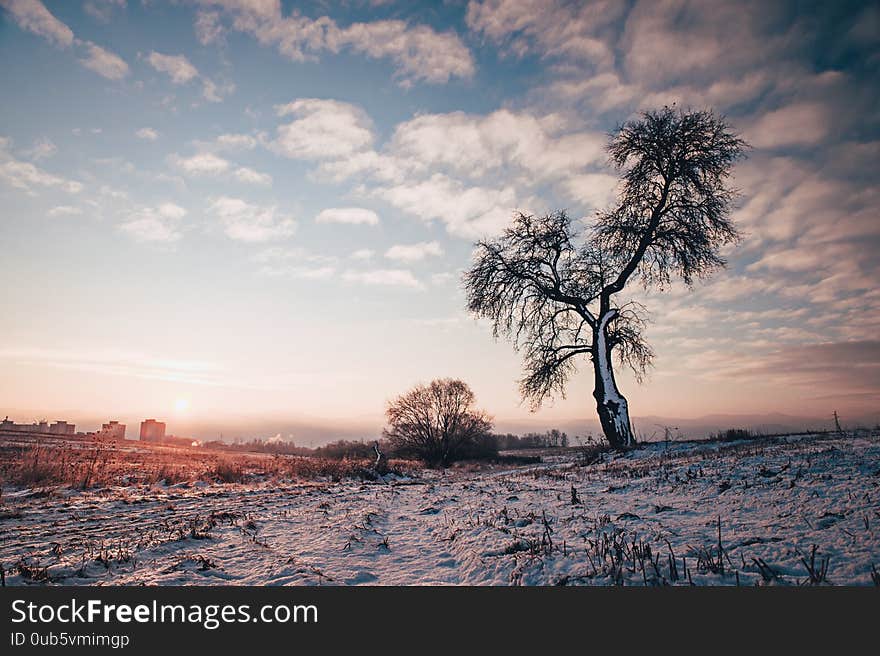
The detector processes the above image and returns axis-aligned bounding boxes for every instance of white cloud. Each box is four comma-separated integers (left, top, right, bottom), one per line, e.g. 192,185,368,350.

193,1,474,85
431,272,456,286
384,241,443,262
336,20,475,86
24,137,56,160
1,1,131,82
350,248,375,260
118,204,186,243
145,49,233,102
136,127,159,141
79,41,129,79
265,100,604,239
84,0,125,23
157,202,187,220
265,265,336,280
253,247,338,279
234,166,272,185
746,102,831,149
0,0,74,47
561,173,619,210
207,196,296,242
315,207,379,226
202,77,235,102
373,173,519,238
273,99,374,160
47,205,82,217
342,268,423,289
172,152,230,175
146,51,199,84
0,140,82,193
195,9,224,45
215,133,259,150
387,109,606,180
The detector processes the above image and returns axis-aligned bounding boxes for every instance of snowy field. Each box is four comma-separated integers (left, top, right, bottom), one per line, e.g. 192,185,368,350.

1,433,878,586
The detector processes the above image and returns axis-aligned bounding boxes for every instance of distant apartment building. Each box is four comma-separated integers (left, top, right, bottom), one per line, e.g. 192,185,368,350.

0,418,76,435
96,420,126,440
139,419,166,442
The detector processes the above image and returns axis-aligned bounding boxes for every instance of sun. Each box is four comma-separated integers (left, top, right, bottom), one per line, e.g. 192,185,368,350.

174,398,190,413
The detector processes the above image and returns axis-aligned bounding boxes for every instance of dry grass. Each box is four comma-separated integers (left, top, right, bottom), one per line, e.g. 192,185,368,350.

0,436,419,490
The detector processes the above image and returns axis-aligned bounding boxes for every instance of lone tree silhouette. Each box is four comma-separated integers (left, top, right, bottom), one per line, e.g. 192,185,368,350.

383,378,493,467
464,107,746,450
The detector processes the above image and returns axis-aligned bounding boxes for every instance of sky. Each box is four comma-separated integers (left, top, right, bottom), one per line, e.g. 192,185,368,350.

0,0,878,441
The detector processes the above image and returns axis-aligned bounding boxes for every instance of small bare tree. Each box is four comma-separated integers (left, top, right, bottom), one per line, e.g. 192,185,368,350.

464,107,746,450
383,378,493,467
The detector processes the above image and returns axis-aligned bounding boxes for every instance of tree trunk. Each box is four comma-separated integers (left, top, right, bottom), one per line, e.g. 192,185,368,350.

593,313,635,450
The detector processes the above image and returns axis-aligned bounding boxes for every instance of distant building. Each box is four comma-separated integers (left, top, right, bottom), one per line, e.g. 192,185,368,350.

165,434,201,448
96,420,125,440
0,418,75,435
48,421,76,435
140,419,166,442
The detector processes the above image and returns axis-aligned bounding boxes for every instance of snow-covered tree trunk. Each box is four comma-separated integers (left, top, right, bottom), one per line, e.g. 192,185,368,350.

593,311,635,450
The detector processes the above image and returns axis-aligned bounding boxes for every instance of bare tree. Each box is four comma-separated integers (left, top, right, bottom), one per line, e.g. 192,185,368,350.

464,107,746,450
383,378,494,467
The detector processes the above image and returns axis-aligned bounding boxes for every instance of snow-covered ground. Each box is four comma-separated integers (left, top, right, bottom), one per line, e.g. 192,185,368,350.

1,433,878,585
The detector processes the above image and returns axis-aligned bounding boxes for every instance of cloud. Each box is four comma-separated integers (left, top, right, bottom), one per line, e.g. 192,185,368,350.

431,272,456,286
254,246,336,266
47,205,82,217
384,241,443,262
561,173,619,210
23,137,56,160
83,0,125,23
233,166,272,185
207,196,296,242
336,20,475,86
195,9,224,45
746,102,832,149
342,268,423,289
265,100,608,238
135,127,159,141
215,133,259,150
145,50,233,102
272,98,374,160
172,152,231,175
315,207,379,226
386,109,606,181
79,41,129,79
1,1,132,82
255,248,337,279
146,51,199,84
373,173,519,238
118,203,187,243
266,101,610,238
0,345,223,386
201,77,235,102
261,264,336,280
0,139,82,193
350,248,375,260
466,0,622,68
725,340,880,393
157,202,187,220
0,0,74,47
193,1,474,85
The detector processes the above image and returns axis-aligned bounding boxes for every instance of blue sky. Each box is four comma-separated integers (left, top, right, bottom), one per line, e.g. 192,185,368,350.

1,0,878,439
